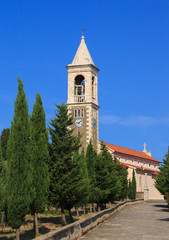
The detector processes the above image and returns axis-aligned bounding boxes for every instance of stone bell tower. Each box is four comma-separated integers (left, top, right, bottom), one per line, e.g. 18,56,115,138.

66,34,100,151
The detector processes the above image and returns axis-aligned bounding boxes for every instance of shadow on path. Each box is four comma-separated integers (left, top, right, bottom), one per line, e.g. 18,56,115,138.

158,218,169,222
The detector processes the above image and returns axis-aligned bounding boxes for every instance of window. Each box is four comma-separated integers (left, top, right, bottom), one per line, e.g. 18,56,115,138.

125,158,127,163
138,161,140,165
154,164,156,168
144,162,145,167
149,163,151,167
92,76,95,98
74,109,77,117
78,132,80,136
74,109,85,118
119,157,121,162
81,109,84,117
132,160,134,163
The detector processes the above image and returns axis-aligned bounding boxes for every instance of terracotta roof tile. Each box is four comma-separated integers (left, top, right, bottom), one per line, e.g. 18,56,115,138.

103,142,160,163
120,162,159,175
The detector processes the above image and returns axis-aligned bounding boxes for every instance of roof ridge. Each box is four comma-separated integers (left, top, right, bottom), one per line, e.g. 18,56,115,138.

102,141,160,162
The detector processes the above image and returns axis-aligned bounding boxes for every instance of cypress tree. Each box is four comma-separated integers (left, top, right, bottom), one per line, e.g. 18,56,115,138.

48,103,81,224
156,147,169,206
113,157,128,200
95,154,110,210
66,150,89,221
86,140,96,211
128,179,132,199
6,78,32,240
0,128,10,161
131,169,136,199
0,139,6,227
0,141,4,212
30,93,49,237
100,142,121,203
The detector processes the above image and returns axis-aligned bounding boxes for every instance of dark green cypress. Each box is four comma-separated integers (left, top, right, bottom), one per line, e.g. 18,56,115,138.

30,93,49,237
128,179,132,199
6,78,32,240
95,154,110,210
86,140,96,209
48,103,81,224
0,128,10,161
100,142,121,203
0,139,6,227
131,169,136,199
0,141,3,211
113,157,128,200
156,147,169,206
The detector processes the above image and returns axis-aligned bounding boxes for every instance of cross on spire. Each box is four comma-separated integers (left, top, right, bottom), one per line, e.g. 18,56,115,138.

143,142,147,151
81,28,84,36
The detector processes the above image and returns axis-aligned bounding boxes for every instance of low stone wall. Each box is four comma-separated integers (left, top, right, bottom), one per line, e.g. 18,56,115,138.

34,199,143,240
136,192,144,199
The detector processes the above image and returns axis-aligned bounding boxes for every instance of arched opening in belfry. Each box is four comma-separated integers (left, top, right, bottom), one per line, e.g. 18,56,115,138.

92,76,95,98
74,75,85,102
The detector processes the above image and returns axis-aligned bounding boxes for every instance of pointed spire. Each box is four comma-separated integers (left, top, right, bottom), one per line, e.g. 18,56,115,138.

71,34,95,66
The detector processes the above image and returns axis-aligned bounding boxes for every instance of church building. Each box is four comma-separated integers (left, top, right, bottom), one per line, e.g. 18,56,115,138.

66,34,163,200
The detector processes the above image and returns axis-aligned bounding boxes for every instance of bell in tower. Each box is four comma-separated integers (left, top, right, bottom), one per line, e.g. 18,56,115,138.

66,33,100,151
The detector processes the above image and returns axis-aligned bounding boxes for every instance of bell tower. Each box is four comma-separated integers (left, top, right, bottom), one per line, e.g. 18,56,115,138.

66,34,100,151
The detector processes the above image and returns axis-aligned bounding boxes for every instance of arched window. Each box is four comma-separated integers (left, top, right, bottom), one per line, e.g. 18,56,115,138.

92,76,95,98
74,75,85,102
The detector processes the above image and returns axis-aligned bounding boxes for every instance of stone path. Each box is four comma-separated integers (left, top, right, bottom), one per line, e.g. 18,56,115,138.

80,202,169,240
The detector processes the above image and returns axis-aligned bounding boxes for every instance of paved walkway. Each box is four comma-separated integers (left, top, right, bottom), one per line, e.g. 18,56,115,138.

80,202,169,240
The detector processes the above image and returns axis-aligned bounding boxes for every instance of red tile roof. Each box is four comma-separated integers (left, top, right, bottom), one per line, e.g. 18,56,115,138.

120,162,159,175
103,142,160,163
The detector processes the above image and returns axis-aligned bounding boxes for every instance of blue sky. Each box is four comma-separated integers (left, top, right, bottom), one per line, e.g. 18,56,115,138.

0,0,168,161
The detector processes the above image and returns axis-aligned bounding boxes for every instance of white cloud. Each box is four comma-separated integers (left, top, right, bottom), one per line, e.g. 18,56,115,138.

100,114,169,128
100,115,121,124
121,115,156,127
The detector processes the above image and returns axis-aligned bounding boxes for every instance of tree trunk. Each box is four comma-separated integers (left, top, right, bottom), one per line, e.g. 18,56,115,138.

89,203,92,212
68,209,73,223
34,212,39,237
92,203,96,212
1,211,5,228
47,205,50,214
97,203,100,211
75,207,79,217
16,227,20,240
83,205,86,214
61,207,67,225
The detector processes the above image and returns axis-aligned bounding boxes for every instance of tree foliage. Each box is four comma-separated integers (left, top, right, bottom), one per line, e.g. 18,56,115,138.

0,128,10,161
131,169,136,199
6,78,33,234
0,142,4,211
86,140,96,203
48,103,81,222
30,94,49,236
156,147,169,205
113,157,128,200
